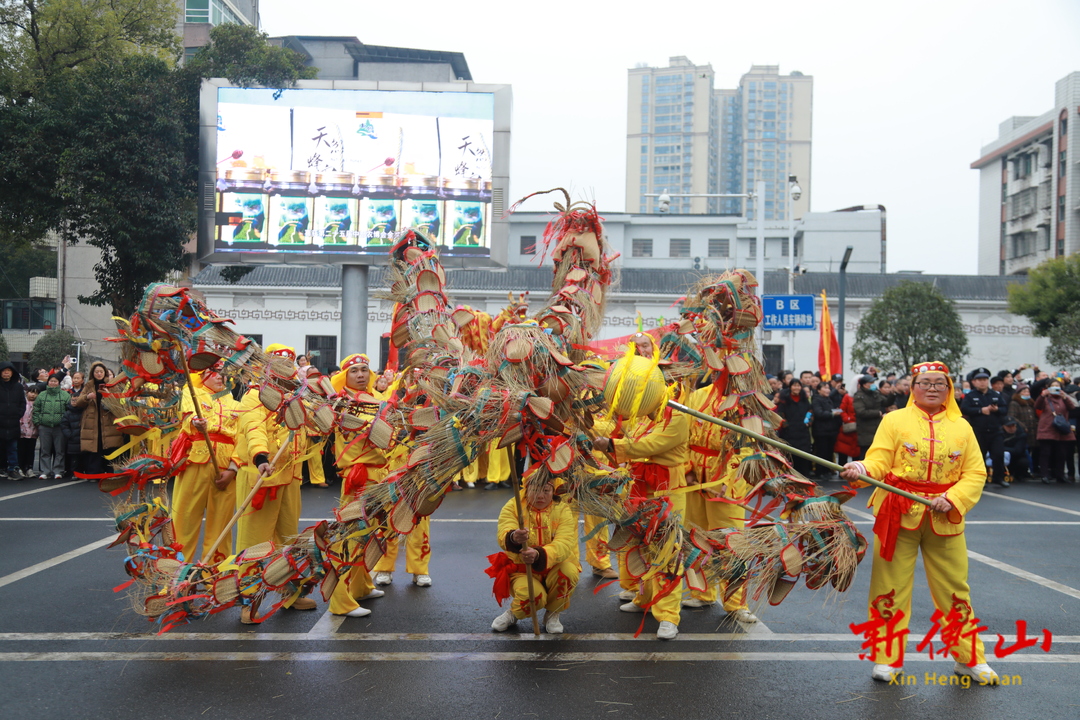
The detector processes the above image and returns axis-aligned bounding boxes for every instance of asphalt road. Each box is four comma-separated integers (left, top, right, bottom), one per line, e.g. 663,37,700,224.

1,476,1078,720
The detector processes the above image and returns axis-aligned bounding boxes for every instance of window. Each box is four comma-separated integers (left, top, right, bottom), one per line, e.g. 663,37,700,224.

747,239,757,256
520,235,536,255
1062,151,1068,177
305,336,338,373
1059,195,1066,222
246,334,263,346
670,239,691,257
781,238,790,257
1062,117,1068,136
1,300,57,330
708,239,730,258
1041,225,1051,251
632,239,653,258
1023,154,1033,176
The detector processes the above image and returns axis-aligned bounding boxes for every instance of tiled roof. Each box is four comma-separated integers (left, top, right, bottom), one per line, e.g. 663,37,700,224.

192,266,1028,302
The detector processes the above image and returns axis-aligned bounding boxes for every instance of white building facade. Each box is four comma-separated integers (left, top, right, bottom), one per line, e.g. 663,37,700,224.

972,71,1080,275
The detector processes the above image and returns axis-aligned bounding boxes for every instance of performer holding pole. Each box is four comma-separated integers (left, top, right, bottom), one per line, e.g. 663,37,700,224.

488,457,580,636
839,361,999,685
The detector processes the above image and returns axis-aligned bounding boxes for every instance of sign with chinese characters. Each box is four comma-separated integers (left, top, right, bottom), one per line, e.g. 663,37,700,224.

762,295,815,330
213,87,494,258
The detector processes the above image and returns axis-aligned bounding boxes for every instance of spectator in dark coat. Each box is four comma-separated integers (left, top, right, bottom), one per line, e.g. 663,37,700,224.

810,382,842,478
59,399,85,479
1008,385,1039,476
1034,380,1077,483
775,379,813,476
1001,417,1031,481
852,375,885,459
0,361,26,479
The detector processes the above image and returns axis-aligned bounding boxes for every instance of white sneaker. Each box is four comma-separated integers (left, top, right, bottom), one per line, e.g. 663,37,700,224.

954,661,999,685
731,609,759,623
465,482,475,488
617,589,637,601
657,621,679,640
619,601,646,613
38,474,47,480
871,664,902,682
544,611,563,634
374,572,393,585
344,606,371,618
53,474,63,480
413,574,432,587
682,597,714,608
359,588,385,600
491,609,516,632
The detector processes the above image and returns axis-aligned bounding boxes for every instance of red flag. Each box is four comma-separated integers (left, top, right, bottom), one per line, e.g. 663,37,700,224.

818,290,841,378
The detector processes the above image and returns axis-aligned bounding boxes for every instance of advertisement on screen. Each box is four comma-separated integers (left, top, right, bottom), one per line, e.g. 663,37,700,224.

212,86,495,258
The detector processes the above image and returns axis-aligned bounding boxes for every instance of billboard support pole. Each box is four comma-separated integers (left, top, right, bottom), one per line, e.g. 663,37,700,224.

341,264,369,358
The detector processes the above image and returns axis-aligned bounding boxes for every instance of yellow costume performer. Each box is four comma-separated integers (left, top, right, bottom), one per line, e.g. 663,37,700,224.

170,365,239,564
683,384,757,622
326,354,389,617
595,407,689,640
228,344,317,621
488,481,580,634
843,361,999,685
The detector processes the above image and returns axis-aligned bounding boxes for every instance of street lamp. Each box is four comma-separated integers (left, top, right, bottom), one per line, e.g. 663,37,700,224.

786,175,802,371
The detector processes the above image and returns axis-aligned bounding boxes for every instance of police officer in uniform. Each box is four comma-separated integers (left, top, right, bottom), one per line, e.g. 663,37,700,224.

961,367,1009,487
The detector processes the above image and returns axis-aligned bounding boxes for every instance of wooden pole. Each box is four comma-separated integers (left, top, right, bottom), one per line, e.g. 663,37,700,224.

667,400,932,507
507,444,542,636
178,349,221,477
200,431,295,565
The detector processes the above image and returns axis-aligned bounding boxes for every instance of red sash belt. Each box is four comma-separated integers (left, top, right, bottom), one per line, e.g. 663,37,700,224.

483,552,548,606
629,462,671,500
344,462,384,497
689,445,720,457
251,485,280,511
874,473,957,561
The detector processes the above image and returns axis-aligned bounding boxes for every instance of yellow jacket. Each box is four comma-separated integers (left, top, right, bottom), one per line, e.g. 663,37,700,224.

497,499,578,572
334,392,389,471
685,385,751,497
180,387,240,467
859,404,986,535
612,409,689,492
232,388,309,488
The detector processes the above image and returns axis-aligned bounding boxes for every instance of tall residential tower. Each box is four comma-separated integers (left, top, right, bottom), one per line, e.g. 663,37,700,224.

626,61,813,221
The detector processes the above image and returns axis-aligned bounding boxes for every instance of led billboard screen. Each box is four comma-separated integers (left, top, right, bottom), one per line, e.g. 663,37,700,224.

206,85,501,261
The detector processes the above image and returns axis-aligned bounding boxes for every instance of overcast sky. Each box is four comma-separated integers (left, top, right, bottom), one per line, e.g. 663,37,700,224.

259,0,1080,274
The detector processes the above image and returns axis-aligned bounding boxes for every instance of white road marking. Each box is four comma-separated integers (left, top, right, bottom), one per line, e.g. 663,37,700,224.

3,631,1075,643
980,492,1080,517
307,610,345,636
0,536,115,589
3,651,1078,663
0,481,83,502
967,550,1080,601
843,507,875,521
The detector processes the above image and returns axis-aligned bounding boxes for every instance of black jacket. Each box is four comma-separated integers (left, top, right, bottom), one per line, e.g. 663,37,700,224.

1002,425,1028,454
0,361,26,442
59,401,85,455
811,392,841,436
961,387,1008,434
775,388,812,450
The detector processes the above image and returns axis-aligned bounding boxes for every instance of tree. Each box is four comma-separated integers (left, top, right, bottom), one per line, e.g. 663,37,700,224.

0,0,178,99
1007,254,1080,336
0,235,55,297
28,328,76,370
0,20,316,316
1043,308,1080,370
850,281,969,375
0,333,8,362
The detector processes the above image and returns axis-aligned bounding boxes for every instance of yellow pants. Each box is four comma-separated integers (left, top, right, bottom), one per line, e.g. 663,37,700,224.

235,469,301,551
510,560,580,618
171,462,236,564
623,491,686,624
867,517,987,667
327,477,378,615
486,443,510,484
306,450,326,485
583,513,612,571
684,491,747,611
374,516,431,575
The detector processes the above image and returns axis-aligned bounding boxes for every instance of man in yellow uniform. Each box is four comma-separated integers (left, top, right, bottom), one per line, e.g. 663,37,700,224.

170,362,239,565
327,353,390,616
594,406,689,640
221,344,317,622
488,479,580,634
841,361,999,685
683,382,758,623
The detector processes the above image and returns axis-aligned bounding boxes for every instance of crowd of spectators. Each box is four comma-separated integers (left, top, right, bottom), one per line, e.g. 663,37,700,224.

766,363,1079,487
